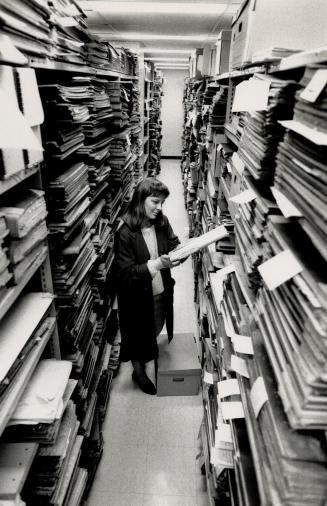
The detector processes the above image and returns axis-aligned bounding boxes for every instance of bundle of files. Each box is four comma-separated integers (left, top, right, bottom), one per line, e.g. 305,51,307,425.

104,81,130,131
208,86,228,132
0,293,54,409
255,216,327,429
48,0,89,65
4,360,75,445
0,215,11,291
45,162,91,243
79,408,104,497
51,228,97,303
77,77,114,201
237,74,298,181
274,65,327,262
0,0,52,58
0,189,48,285
233,176,279,293
220,271,327,506
22,401,85,505
109,134,135,201
85,39,110,69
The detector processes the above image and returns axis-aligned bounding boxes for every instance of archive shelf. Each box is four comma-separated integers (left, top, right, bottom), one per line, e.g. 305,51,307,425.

181,39,327,504
0,316,56,436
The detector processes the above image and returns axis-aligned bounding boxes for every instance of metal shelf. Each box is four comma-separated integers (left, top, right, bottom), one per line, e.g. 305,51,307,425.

0,246,48,321
143,153,149,165
143,135,149,145
0,316,56,437
29,57,138,79
224,125,240,147
0,166,39,196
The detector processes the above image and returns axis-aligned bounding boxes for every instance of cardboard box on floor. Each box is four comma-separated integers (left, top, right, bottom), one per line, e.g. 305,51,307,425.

157,333,201,396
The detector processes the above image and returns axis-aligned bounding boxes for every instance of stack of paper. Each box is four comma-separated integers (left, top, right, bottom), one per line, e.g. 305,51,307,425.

256,215,327,429
221,270,327,505
48,0,88,65
235,74,299,181
104,82,130,131
77,77,114,201
231,176,279,293
0,293,53,404
209,86,228,132
85,39,109,69
274,65,327,261
0,1,51,58
0,214,11,289
169,225,228,262
21,401,84,505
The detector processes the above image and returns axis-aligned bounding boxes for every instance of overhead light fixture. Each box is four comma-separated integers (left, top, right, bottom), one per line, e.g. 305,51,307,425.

80,2,229,16
106,33,216,41
156,66,189,70
144,49,192,54
146,57,189,62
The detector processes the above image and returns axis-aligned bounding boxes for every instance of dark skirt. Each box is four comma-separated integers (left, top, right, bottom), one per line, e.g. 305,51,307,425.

153,293,166,338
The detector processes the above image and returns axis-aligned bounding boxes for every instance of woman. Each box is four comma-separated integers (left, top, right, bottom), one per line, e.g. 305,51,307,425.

114,177,180,395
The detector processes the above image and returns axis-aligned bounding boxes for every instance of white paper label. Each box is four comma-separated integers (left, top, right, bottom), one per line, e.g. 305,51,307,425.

217,379,240,399
215,423,233,445
203,371,215,384
271,186,302,218
300,69,327,103
229,188,256,204
231,152,245,175
258,249,302,290
279,120,327,146
232,78,270,112
232,334,254,355
210,446,234,467
250,377,268,418
221,401,245,420
230,355,249,378
217,264,236,277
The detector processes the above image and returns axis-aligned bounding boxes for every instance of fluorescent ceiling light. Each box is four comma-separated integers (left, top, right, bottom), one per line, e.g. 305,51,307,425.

144,49,192,54
156,63,189,67
80,2,229,16
157,66,189,70
109,33,216,41
146,57,188,61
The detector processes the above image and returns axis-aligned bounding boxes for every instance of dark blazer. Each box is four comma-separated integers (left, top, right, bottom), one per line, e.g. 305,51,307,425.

114,214,180,363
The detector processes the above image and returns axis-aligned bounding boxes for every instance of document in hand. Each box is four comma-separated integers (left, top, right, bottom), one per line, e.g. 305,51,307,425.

169,225,228,262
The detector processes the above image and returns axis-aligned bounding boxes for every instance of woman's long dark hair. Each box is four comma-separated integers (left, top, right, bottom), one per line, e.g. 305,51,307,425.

123,177,170,229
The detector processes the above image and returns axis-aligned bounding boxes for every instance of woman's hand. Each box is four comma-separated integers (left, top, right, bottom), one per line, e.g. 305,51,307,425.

160,254,175,269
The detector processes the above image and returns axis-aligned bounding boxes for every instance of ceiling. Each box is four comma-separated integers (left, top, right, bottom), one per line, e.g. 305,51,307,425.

78,0,242,62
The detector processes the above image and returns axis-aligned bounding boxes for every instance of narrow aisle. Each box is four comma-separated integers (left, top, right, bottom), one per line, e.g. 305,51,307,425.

87,160,209,506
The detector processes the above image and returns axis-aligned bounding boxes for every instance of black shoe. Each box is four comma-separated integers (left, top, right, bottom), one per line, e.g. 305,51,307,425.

132,371,157,395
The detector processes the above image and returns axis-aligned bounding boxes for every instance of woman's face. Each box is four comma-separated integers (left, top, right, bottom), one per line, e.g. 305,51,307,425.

144,194,165,220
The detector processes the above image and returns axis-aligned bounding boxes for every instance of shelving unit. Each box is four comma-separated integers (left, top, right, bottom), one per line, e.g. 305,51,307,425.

181,41,327,505
0,1,141,504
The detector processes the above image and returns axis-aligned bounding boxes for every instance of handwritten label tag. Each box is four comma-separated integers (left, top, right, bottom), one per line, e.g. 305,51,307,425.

229,188,256,204
250,377,268,418
230,355,249,378
258,249,302,290
217,379,240,399
232,334,254,355
217,264,236,277
300,69,327,103
221,401,245,420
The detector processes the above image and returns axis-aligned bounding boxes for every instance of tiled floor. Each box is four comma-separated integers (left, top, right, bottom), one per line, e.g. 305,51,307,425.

87,160,209,506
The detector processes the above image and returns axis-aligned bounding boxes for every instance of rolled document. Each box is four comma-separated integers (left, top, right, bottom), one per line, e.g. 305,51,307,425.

169,225,229,261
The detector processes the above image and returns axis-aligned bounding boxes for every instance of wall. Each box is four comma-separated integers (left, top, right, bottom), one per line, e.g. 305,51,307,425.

161,69,188,157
